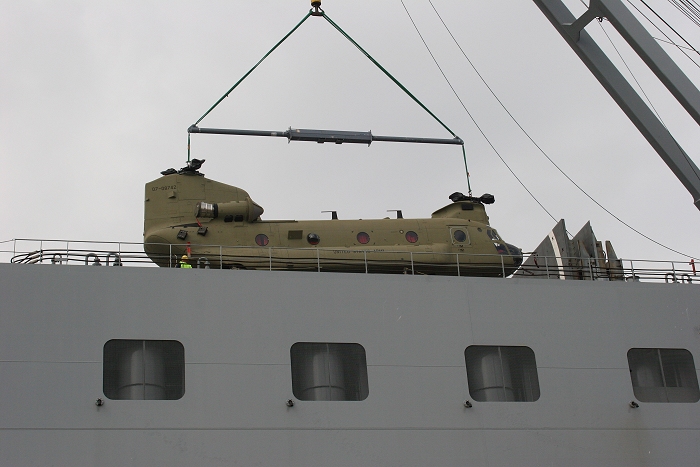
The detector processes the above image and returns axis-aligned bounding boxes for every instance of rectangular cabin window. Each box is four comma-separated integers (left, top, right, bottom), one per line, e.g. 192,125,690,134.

290,342,369,401
288,230,303,240
103,340,185,400
627,348,699,403
465,345,540,402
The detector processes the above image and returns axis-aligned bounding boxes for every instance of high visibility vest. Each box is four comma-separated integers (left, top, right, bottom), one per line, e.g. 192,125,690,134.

179,261,192,269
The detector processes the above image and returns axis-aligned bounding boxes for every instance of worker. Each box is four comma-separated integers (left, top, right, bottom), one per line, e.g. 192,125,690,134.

179,254,192,269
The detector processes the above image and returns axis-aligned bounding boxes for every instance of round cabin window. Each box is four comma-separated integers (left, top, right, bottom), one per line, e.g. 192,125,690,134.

453,229,467,243
255,234,269,247
307,233,320,245
405,231,418,243
357,232,370,244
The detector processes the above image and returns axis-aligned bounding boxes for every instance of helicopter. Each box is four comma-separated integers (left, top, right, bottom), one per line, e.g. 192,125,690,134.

144,160,523,276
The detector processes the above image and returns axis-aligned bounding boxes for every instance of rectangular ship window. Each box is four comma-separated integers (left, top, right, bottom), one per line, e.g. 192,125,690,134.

290,342,369,401
627,348,699,403
103,339,185,400
465,345,540,402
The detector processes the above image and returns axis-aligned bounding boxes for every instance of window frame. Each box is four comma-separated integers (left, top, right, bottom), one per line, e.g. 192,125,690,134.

103,339,185,400
464,345,540,402
290,342,369,401
627,347,699,403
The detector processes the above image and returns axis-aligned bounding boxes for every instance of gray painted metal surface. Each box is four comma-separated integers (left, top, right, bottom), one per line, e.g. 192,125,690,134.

1,263,699,465
532,0,700,210
187,125,464,146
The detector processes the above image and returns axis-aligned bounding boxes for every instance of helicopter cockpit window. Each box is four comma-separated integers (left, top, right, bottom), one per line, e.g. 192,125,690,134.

357,232,370,244
307,233,320,245
405,231,418,243
255,234,269,247
487,229,500,241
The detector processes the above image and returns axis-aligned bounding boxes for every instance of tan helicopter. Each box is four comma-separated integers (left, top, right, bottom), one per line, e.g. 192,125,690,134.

144,160,522,276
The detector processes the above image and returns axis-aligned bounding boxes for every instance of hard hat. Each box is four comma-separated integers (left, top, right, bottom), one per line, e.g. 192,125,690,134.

181,255,188,260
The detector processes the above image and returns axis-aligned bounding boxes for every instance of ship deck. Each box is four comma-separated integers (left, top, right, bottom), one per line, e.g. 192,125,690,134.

2,237,697,283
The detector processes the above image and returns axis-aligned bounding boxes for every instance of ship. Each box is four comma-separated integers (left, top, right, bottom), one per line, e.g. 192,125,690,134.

2,1,700,465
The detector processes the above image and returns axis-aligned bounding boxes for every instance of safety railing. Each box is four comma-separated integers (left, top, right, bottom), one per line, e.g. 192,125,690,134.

3,239,155,268
1,238,697,284
514,256,696,283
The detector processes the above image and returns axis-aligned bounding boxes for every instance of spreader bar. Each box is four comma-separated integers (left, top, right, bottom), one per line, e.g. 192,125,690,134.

188,125,463,146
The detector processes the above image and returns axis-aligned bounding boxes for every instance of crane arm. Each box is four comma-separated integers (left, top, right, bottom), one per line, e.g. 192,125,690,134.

532,0,700,211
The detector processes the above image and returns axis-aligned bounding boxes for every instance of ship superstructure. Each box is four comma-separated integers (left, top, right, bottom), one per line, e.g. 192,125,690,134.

1,259,699,465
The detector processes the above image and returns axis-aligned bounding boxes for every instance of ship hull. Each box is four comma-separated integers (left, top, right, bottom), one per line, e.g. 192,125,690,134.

1,263,699,465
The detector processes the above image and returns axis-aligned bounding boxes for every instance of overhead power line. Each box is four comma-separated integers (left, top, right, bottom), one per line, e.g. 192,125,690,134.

400,0,559,224
405,0,698,259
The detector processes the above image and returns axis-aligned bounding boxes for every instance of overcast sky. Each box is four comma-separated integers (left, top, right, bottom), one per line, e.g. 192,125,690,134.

1,0,699,264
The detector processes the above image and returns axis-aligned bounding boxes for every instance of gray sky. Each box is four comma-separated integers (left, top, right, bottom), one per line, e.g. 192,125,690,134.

1,0,699,263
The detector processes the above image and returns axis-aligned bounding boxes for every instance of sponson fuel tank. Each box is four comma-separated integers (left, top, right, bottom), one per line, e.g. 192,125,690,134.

144,161,522,276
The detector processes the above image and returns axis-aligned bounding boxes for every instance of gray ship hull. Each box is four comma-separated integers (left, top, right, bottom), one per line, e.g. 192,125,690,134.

1,263,699,465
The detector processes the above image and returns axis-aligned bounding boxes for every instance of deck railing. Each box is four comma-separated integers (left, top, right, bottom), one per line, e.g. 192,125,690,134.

1,238,696,284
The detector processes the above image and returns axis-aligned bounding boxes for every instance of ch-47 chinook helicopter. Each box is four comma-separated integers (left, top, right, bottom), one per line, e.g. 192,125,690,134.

140,0,525,277
144,159,523,276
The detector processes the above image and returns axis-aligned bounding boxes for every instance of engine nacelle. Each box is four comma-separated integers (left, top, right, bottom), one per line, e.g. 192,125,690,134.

195,199,264,222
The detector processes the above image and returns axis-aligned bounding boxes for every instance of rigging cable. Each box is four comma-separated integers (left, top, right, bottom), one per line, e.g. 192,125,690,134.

599,20,665,122
596,1,700,185
419,0,697,259
593,17,700,185
187,10,313,161
604,1,700,186
321,13,458,138
318,11,471,192
193,12,312,127
189,6,470,189
654,35,700,51
667,0,700,27
400,0,558,224
629,0,700,69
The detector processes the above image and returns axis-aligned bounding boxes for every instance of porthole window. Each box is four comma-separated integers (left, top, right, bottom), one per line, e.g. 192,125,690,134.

627,348,700,402
405,231,418,243
357,232,370,244
453,229,467,243
103,339,185,400
307,233,320,245
255,234,269,246
465,345,540,402
290,342,369,401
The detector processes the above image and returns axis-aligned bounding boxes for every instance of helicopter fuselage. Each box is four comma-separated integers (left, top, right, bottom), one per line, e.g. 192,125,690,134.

144,173,522,276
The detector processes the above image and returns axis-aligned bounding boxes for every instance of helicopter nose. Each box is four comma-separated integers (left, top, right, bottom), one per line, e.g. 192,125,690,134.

506,243,523,267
